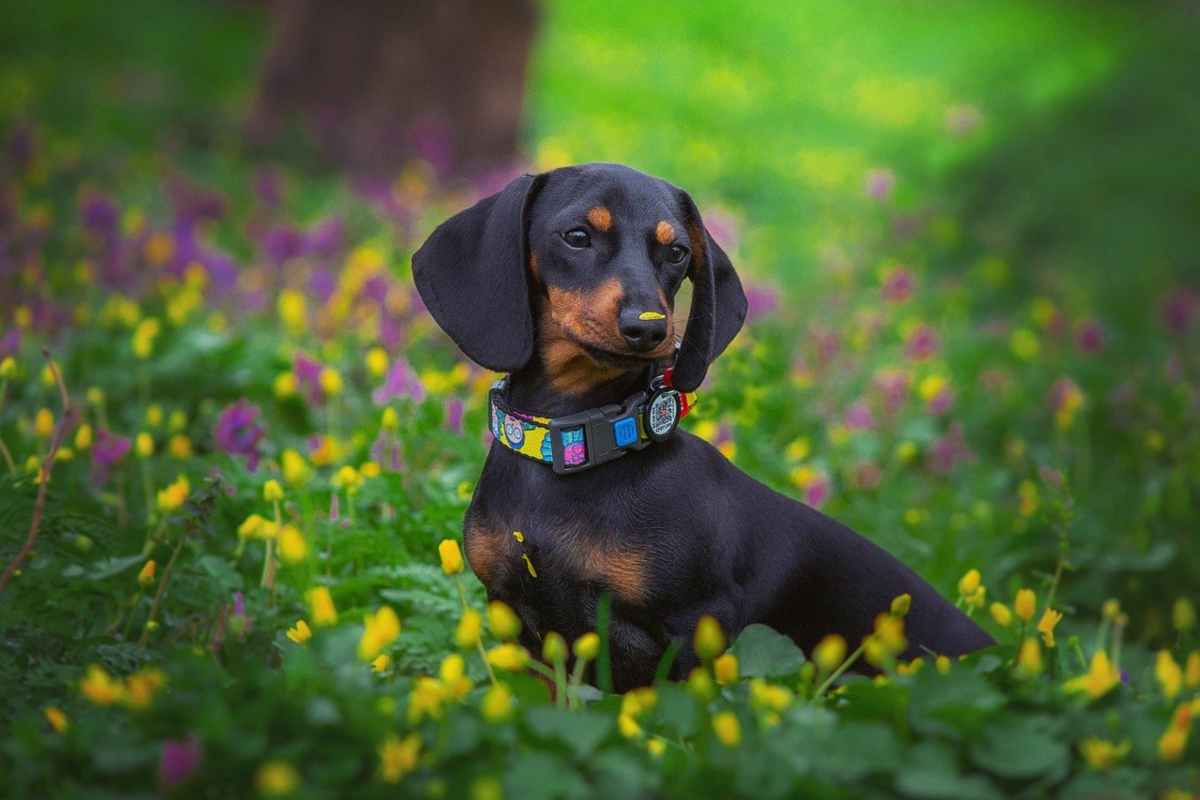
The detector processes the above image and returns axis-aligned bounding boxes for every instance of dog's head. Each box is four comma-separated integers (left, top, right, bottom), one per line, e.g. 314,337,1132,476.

412,163,747,393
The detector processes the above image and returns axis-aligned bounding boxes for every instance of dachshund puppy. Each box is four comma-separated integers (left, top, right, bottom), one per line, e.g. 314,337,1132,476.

413,163,992,691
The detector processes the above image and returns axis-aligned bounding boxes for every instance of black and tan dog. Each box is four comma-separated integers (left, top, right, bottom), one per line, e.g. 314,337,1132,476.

413,163,992,691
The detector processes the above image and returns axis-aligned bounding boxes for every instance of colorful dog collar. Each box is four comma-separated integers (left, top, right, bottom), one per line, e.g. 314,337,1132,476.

488,371,693,475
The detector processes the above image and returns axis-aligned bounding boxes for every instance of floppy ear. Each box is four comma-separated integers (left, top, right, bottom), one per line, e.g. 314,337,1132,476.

671,190,748,392
412,174,543,372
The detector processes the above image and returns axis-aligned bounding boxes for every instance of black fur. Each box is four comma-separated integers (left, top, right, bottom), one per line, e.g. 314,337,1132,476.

412,163,993,692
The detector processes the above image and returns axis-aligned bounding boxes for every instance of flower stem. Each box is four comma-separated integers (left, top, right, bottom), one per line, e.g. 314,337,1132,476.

138,528,187,646
812,642,865,700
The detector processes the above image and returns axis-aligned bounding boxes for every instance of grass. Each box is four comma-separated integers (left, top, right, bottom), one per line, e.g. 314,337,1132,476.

0,1,1198,797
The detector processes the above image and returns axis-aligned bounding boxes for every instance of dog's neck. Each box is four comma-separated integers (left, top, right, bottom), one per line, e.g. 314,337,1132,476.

505,361,653,418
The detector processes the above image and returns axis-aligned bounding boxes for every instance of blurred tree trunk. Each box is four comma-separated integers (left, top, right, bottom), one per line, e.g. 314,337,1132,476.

246,0,538,178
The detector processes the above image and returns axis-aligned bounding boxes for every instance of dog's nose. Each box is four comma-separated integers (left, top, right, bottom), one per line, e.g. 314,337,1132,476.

619,309,668,352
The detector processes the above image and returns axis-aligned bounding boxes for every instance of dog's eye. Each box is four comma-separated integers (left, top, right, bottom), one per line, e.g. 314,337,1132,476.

562,228,591,249
667,244,689,263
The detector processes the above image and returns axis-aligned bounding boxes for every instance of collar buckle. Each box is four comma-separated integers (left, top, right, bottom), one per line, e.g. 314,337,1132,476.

548,391,649,475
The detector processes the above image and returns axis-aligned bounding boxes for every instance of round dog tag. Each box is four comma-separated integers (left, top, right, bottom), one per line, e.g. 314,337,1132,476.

644,388,681,442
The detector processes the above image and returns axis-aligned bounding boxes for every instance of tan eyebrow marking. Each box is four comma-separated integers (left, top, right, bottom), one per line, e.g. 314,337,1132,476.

655,221,675,244
587,206,613,232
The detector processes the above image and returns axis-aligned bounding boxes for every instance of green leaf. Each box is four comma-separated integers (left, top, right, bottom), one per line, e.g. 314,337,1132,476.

968,714,1069,781
79,554,145,581
908,668,1005,738
523,707,613,758
729,624,806,678
895,742,1004,800
649,684,698,738
503,751,590,800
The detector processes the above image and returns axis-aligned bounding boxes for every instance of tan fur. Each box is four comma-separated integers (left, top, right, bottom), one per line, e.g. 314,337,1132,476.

528,252,540,282
553,525,649,605
587,206,613,232
655,220,675,245
465,524,508,588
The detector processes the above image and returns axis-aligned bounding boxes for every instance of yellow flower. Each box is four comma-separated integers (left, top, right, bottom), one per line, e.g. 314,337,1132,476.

750,679,793,713
44,706,69,734
873,613,907,654
918,374,948,402
957,569,981,596
273,371,297,398
34,408,54,438
1156,650,1184,700
371,654,392,674
136,431,154,457
146,404,163,427
123,668,166,709
238,513,267,539
1174,598,1196,632
1016,638,1043,678
712,711,741,747
694,615,726,661
1064,650,1121,700
1009,327,1040,360
277,525,308,564
408,677,446,723
1037,608,1063,648
890,593,911,617
647,737,667,758
1158,705,1192,762
286,619,312,645
80,664,124,705
488,601,521,641
989,602,1013,627
618,713,642,738
366,347,389,378
439,653,473,700
74,423,93,451
360,461,381,478
687,666,716,700
455,609,483,649
381,407,399,431
935,655,952,675
1186,651,1200,688
1078,738,1130,771
277,289,307,335
131,318,160,359
574,632,600,661
263,479,284,502
168,409,187,432
281,449,310,486
439,539,464,576
481,682,514,723
542,632,567,663
1014,588,1037,622
255,760,300,796
319,367,343,397
378,733,421,783
331,465,361,493
714,652,739,685
0,356,15,379
785,437,811,461
486,643,529,672
814,634,847,673
621,687,657,718
156,475,190,513
306,586,338,626
167,434,192,459
358,606,402,662
137,560,156,588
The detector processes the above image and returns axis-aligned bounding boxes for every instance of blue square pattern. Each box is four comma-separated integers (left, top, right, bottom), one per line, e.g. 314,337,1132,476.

612,416,638,447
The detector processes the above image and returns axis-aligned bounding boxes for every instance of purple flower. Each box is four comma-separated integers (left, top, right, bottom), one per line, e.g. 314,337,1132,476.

371,430,405,472
254,167,283,209
905,324,940,361
293,352,325,405
744,283,779,323
90,430,131,485
261,225,304,266
882,267,915,303
159,736,202,790
228,591,251,639
304,217,344,260
805,474,830,508
1075,319,1104,354
80,191,118,238
864,168,896,201
444,398,464,434
928,423,972,475
844,400,875,431
926,386,954,416
872,369,910,415
1162,288,1197,335
373,358,425,405
0,327,20,358
214,400,265,471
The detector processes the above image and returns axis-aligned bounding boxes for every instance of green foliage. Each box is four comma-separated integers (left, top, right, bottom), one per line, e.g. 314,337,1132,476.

1,0,1199,797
